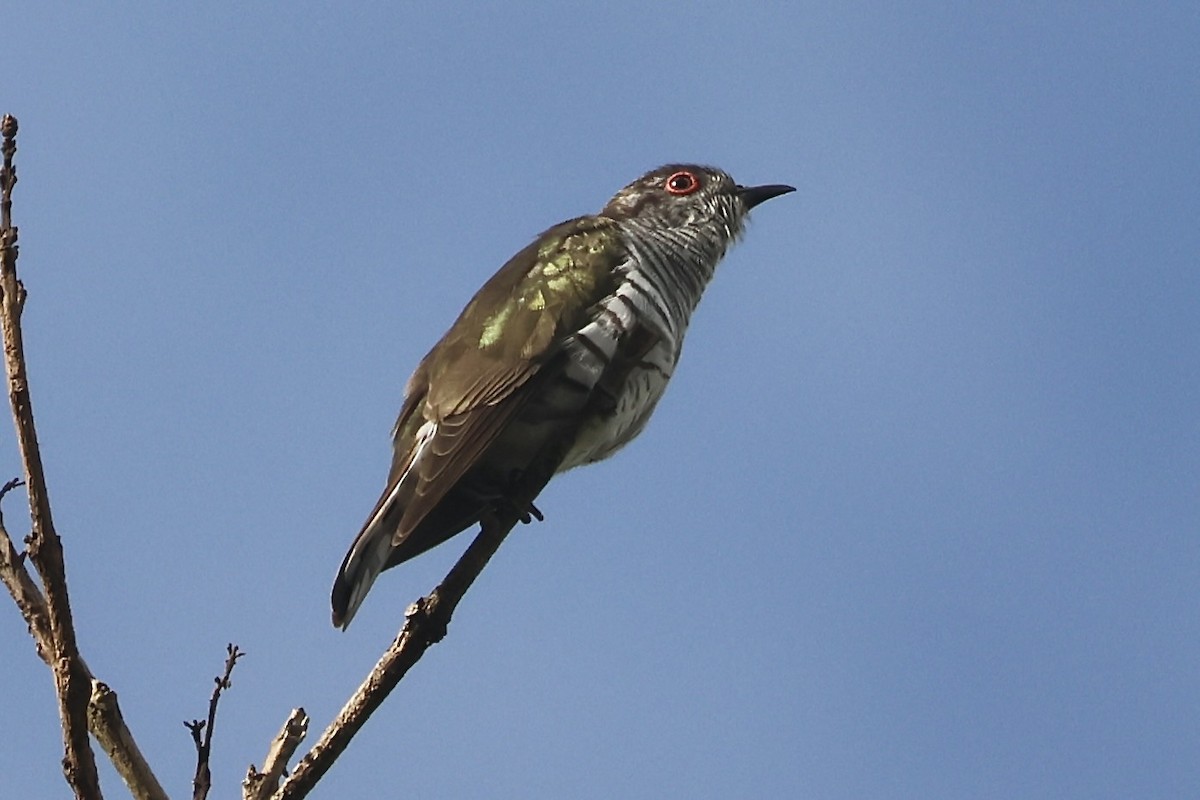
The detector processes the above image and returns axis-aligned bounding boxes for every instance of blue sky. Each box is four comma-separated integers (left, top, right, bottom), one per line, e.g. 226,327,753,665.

2,3,1197,798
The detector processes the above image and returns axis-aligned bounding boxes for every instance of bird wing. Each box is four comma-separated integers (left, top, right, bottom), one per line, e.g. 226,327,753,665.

382,216,626,544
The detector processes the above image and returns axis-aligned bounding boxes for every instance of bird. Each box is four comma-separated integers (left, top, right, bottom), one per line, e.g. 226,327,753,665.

331,164,794,628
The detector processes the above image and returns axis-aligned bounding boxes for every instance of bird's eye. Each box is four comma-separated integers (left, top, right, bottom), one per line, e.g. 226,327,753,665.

665,170,700,196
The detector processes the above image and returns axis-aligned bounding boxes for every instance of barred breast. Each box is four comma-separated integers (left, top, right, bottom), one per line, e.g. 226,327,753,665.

557,223,719,470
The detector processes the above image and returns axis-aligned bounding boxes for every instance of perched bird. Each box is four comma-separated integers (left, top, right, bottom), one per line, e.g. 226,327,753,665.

332,164,794,628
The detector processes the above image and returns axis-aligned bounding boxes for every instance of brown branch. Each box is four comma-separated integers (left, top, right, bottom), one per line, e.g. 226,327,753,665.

270,515,517,799
243,708,310,800
187,644,245,800
0,476,49,654
1,529,167,800
1,485,168,800
1,113,102,800
270,434,567,800
88,682,170,800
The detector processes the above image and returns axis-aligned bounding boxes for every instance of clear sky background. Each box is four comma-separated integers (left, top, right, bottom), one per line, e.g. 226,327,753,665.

2,4,1197,799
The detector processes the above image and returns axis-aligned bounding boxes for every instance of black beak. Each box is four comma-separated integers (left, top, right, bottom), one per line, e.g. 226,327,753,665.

737,183,796,210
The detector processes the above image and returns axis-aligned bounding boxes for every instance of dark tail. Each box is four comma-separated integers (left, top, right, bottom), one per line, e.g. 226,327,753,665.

330,516,394,629
331,484,406,629
331,476,491,628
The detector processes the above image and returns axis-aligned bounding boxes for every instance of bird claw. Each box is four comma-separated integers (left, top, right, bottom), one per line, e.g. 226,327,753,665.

501,498,543,525
495,470,545,524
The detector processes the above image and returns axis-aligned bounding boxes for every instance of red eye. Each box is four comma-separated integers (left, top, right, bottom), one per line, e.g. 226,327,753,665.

664,170,700,195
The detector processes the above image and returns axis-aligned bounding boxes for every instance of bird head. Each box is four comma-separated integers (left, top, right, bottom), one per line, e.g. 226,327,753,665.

601,164,795,244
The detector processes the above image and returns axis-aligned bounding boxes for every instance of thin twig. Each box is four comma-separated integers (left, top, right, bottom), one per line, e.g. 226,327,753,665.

187,644,245,800
0,476,50,659
0,115,14,231
1,113,102,800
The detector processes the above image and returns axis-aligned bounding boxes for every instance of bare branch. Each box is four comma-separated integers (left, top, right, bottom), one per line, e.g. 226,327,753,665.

0,116,15,233
243,709,310,800
88,682,169,800
1,113,102,800
267,411,572,799
270,518,514,799
272,433,565,800
0,476,51,659
188,644,245,800
2,487,167,799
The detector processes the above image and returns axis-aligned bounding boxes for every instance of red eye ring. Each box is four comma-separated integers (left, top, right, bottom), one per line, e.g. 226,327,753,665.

664,170,700,196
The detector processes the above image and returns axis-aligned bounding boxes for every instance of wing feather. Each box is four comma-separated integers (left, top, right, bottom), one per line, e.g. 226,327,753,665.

388,217,624,545
334,216,626,627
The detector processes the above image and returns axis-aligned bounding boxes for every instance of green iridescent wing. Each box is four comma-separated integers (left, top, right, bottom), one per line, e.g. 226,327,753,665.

380,215,625,542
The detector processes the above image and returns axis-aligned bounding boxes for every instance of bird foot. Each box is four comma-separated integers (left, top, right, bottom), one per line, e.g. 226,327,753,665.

495,471,545,524
491,497,543,525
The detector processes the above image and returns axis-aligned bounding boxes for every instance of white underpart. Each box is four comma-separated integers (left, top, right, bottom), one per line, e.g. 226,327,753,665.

558,225,719,470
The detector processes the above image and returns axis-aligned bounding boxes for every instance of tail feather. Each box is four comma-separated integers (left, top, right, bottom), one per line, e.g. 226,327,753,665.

331,519,392,629
332,417,494,628
331,488,405,629
332,423,434,629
